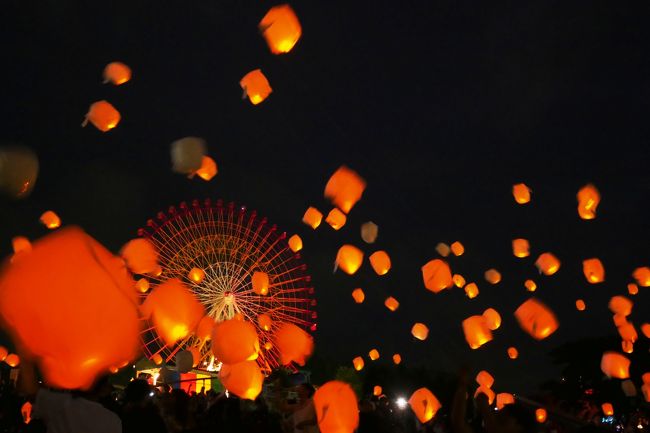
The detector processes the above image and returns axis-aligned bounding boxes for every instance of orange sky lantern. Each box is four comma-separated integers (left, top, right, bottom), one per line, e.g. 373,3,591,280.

608,296,633,316
476,370,494,388
462,316,493,349
453,274,466,288
393,353,402,365
335,245,364,275
324,166,366,214
103,61,131,85
484,269,501,285
373,385,383,396
273,322,313,366
496,393,515,410
582,258,605,283
507,347,519,359
353,356,364,371
259,4,302,54
627,283,639,295
512,183,531,204
601,403,614,416
411,323,429,341
369,348,380,360
39,210,61,229
633,267,650,287
600,352,630,379
482,308,501,330
465,282,479,299
384,296,399,312
313,381,359,433
351,288,365,303
326,208,347,230
240,69,272,105
577,184,600,220
535,253,561,276
450,241,465,256
188,267,205,284
408,388,441,423
361,221,378,244
369,250,391,275
5,353,20,368
194,156,217,181
422,259,453,293
512,238,530,258
120,238,159,275
514,298,558,340
536,408,547,423
524,279,537,292
288,234,303,252
219,360,263,400
257,313,272,332
211,318,259,364
575,299,586,311
252,271,270,295
83,100,120,132
302,207,323,229
196,315,216,340
436,243,450,257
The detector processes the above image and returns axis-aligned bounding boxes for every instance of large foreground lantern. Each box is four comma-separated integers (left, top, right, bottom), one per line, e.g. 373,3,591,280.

219,360,263,400
409,388,441,423
259,4,302,54
313,381,359,433
324,166,366,214
462,316,493,349
120,238,159,275
514,298,558,340
600,352,630,379
211,318,260,364
273,322,313,366
422,259,453,293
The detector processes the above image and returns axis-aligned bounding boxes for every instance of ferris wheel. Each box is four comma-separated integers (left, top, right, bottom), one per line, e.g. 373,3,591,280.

137,199,317,372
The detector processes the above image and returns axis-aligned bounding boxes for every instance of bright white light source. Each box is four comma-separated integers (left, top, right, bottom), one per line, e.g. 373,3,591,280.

396,397,408,409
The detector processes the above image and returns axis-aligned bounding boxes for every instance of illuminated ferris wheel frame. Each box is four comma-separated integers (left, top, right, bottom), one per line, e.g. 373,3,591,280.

136,199,317,372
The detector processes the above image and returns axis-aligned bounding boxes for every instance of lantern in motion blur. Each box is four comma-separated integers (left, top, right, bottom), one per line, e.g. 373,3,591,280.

524,279,537,292
462,316,493,349
582,258,605,283
135,278,149,293
324,166,366,214
600,352,630,379
369,349,380,361
633,267,650,287
369,251,391,275
103,61,131,85
575,299,586,311
535,253,561,276
170,137,206,174
40,211,61,229
465,283,479,299
577,184,600,220
512,238,530,258
240,69,272,105
384,296,399,312
361,221,378,244
188,267,205,283
326,208,347,230
0,346,7,362
608,296,632,316
373,385,382,397
335,245,364,275
195,156,217,181
476,370,494,388
313,381,359,433
302,207,322,229
392,353,402,365
82,100,120,132
507,347,518,359
252,271,269,295
627,283,638,295
408,388,441,423
11,236,32,256
120,238,159,275
601,403,614,416
5,354,20,368
482,308,501,330
474,386,495,405
421,259,452,293
436,243,450,257
351,288,365,304
641,323,650,339
273,322,313,366
453,274,466,288
353,356,364,371
512,183,531,204
411,323,429,341
484,269,501,285
257,314,272,332
288,234,302,252
450,241,465,256
536,408,547,423
496,393,515,410
514,298,558,340
219,360,263,400
196,315,215,340
259,4,302,54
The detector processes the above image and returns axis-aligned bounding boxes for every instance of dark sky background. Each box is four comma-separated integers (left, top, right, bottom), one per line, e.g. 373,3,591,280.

1,1,650,395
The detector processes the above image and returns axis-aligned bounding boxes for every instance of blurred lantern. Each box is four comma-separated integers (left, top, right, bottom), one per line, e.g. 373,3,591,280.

641,323,650,339
211,318,259,364
0,146,39,199
627,283,639,295
135,278,150,294
369,251,391,275
643,373,650,384
608,296,633,316
512,183,531,204
465,282,479,299
476,370,494,388
524,280,537,292
120,238,159,275
408,388,441,423
577,184,600,220
40,211,61,229
21,401,31,424
644,384,650,403
621,340,634,354
482,308,501,330
170,137,207,174
351,288,365,304
462,316,493,349
600,352,630,379
601,403,614,416
335,245,364,275
582,258,605,283
514,298,558,340
196,315,215,340
176,351,194,373
613,314,627,328
512,239,530,258
373,385,382,397
288,234,303,252
411,323,429,341
506,346,519,360
142,278,205,346
393,353,402,365
633,267,650,287
82,100,120,132
484,269,501,285
273,322,313,366
240,69,272,105
435,243,451,257
369,349,380,360
259,4,302,54
421,259,453,293
324,166,366,214
535,253,561,276
5,353,19,367
384,296,399,312
103,61,131,85
453,274,466,288
0,227,140,389
152,354,163,365
257,313,272,332
195,156,217,181
0,346,6,361
496,393,515,410
474,386,495,405
12,236,32,255
575,299,586,311
252,271,270,295
621,380,637,397
189,346,201,367
536,408,547,423
302,207,323,229
326,208,347,230
188,267,205,283
618,322,637,342
352,356,364,371
450,241,465,256
313,381,359,433
361,221,378,244
219,360,263,400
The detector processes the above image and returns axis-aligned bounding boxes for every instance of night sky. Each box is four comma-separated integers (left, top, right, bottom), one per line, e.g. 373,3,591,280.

1,1,650,394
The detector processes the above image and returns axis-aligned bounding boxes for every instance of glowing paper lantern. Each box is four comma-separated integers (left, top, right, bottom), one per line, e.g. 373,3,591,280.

196,315,216,340
195,156,217,181
5,353,19,367
453,274,466,288
393,353,402,365
622,340,634,354
369,251,391,275
302,207,323,229
369,349,380,361
535,253,561,275
507,347,518,359
259,4,302,54
411,323,429,341
211,318,260,364
324,166,366,214
0,346,7,361
273,322,313,366
103,61,131,85
189,346,201,367
135,278,150,293
482,308,501,331
257,313,272,332
582,258,605,283
644,384,650,403
512,238,530,258
514,298,559,340
476,370,494,388
39,210,61,229
170,136,206,174
618,322,637,343
0,146,39,198
326,208,347,230
288,234,303,252
577,184,600,220
613,314,627,328
120,238,159,275
421,259,453,293
435,243,450,257
142,278,205,347
536,408,547,423
450,241,465,256
313,381,359,433
643,373,650,384
575,299,586,311
524,279,537,292
600,352,630,379
351,288,365,303
12,236,32,255
352,356,364,371
462,316,493,349
361,221,378,244
252,271,269,295
408,388,441,423
82,100,120,132
608,296,633,316
484,269,501,285
373,385,382,397
335,245,364,275
384,296,399,312
601,403,614,416
474,386,495,405
496,393,515,410
219,360,263,400
240,69,272,105
628,283,639,295
641,323,650,338
188,267,205,283
152,354,163,365
465,282,479,299
512,183,531,204
633,267,650,287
